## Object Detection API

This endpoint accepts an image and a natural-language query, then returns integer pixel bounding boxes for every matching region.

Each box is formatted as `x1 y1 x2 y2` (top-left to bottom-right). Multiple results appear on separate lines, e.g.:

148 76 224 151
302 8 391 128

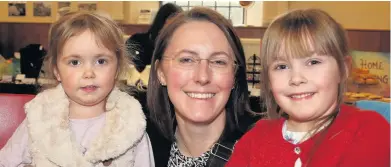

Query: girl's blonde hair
261 8 351 165
42 11 131 90
261 8 350 119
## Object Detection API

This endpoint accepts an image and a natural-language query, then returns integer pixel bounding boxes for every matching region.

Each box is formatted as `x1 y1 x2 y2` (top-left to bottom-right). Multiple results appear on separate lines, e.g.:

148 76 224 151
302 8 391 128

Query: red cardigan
226 104 390 167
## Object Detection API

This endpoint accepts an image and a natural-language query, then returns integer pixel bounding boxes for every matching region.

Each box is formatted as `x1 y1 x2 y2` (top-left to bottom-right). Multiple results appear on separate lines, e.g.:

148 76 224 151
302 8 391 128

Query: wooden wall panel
0 23 51 58
347 30 390 53
0 23 10 57
0 23 389 59
235 27 266 39
380 31 390 53
121 24 149 35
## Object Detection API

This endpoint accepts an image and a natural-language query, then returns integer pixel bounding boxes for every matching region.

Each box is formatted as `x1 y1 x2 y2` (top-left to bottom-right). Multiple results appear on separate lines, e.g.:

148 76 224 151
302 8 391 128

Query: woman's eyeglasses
162 55 237 74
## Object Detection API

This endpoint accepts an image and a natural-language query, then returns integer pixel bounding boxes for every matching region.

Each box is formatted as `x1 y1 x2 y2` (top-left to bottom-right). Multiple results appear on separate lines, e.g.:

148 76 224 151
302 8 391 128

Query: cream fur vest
24 84 146 166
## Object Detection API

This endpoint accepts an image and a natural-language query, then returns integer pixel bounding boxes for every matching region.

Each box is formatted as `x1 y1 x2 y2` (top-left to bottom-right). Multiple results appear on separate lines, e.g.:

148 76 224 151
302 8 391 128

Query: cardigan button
294 147 301 155
103 159 113 166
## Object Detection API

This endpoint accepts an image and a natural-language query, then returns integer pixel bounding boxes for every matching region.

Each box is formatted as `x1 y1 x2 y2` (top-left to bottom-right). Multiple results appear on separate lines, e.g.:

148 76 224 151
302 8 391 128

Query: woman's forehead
165 21 235 58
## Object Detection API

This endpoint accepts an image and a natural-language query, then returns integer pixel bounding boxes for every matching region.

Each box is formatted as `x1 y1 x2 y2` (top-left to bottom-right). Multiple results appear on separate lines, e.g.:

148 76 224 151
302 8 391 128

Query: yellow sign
349 51 390 97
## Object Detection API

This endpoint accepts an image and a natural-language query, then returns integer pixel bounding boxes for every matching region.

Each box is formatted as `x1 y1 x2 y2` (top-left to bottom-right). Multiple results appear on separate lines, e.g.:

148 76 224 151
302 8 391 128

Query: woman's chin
182 111 224 125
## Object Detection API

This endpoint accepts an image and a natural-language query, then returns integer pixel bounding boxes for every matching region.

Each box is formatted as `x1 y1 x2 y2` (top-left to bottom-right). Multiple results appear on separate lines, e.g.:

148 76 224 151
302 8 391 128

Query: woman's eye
213 60 228 65
178 57 195 64
69 60 80 66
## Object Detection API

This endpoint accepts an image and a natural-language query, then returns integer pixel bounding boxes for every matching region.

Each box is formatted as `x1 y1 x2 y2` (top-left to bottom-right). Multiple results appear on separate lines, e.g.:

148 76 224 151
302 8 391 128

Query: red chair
0 93 35 149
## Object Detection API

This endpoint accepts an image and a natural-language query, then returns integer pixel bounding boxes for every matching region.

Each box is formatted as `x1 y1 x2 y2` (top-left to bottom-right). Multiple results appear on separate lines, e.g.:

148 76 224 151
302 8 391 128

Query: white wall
246 1 262 26
123 1 159 24
124 1 263 26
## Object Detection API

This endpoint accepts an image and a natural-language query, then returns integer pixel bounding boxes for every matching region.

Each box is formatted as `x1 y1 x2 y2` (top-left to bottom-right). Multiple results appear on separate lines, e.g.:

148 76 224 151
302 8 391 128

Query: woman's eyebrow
211 51 230 57
173 49 198 57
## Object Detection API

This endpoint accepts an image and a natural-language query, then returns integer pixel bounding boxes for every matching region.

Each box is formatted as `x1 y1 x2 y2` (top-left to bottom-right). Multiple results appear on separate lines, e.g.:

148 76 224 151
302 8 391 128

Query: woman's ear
155 60 167 86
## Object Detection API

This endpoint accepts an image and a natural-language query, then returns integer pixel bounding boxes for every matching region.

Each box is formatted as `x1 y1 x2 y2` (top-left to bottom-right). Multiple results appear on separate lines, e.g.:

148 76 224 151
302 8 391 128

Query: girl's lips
81 85 98 93
289 92 315 100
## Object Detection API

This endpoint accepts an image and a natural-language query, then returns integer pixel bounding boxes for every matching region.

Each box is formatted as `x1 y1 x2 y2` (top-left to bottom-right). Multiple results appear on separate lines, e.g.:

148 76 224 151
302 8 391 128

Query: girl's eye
97 59 107 65
275 64 288 70
308 60 321 65
69 60 80 66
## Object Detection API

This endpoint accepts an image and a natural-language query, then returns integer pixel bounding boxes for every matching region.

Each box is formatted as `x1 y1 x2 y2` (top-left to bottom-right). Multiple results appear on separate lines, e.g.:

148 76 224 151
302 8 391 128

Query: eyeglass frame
161 55 239 74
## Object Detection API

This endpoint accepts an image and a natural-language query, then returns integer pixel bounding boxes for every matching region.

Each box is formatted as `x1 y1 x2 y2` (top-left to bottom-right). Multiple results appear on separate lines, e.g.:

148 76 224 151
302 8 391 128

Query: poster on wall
33 2 51 17
57 2 71 19
348 50 390 98
137 9 153 24
8 2 26 16
78 3 97 12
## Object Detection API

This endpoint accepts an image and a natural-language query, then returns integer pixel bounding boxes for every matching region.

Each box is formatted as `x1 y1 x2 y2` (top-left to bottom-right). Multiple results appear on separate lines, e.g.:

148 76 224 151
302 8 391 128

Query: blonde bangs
56 13 123 57
261 9 350 119
264 25 332 69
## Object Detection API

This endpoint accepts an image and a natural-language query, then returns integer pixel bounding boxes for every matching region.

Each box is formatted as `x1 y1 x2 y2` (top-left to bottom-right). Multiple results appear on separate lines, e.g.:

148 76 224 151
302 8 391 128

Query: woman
146 7 258 167
126 3 182 73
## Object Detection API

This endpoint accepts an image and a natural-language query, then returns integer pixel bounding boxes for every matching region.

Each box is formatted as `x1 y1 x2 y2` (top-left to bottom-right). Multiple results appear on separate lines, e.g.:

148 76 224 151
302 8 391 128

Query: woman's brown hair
147 7 252 141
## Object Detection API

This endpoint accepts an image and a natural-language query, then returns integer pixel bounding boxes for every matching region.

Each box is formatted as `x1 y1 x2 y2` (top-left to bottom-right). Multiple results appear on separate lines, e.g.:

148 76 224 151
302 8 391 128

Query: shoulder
149 136 171 167
132 133 155 166
340 104 389 125
229 118 283 161
337 104 389 133
333 104 390 166
254 118 283 131
113 89 143 110
107 88 146 129
143 114 172 166
238 118 283 143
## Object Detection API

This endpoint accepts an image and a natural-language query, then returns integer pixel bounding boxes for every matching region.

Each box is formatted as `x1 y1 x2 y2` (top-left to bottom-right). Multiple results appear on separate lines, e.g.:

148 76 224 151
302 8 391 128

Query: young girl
227 9 390 167
0 11 154 166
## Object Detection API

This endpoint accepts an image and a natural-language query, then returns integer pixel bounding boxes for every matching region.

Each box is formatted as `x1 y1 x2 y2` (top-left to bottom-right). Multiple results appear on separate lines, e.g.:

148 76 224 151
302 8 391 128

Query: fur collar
24 84 146 166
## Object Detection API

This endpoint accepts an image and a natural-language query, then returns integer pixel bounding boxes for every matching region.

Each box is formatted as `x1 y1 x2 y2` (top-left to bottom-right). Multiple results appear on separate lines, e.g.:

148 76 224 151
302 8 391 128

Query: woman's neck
68 99 106 119
175 111 226 157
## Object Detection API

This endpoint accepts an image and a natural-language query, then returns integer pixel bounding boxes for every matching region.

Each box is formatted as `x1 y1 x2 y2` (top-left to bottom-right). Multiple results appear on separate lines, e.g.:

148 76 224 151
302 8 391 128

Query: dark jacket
132 91 260 167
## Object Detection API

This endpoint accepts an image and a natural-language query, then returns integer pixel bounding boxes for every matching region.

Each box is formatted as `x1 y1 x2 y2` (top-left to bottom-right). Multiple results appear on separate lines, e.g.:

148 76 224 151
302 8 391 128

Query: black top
126 33 154 73
132 91 261 167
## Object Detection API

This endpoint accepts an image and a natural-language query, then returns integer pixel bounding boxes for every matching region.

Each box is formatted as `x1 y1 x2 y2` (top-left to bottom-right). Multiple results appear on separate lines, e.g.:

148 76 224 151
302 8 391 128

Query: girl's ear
53 67 61 82
343 55 352 79
155 60 167 86
115 65 120 80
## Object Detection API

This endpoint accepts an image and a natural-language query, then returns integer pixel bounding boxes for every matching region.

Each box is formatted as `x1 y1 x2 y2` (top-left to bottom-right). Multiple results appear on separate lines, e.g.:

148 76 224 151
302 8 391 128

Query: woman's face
157 21 236 124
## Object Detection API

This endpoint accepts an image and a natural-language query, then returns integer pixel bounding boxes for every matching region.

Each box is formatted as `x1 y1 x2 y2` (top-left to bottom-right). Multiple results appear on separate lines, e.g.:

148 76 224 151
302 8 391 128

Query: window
162 1 244 26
